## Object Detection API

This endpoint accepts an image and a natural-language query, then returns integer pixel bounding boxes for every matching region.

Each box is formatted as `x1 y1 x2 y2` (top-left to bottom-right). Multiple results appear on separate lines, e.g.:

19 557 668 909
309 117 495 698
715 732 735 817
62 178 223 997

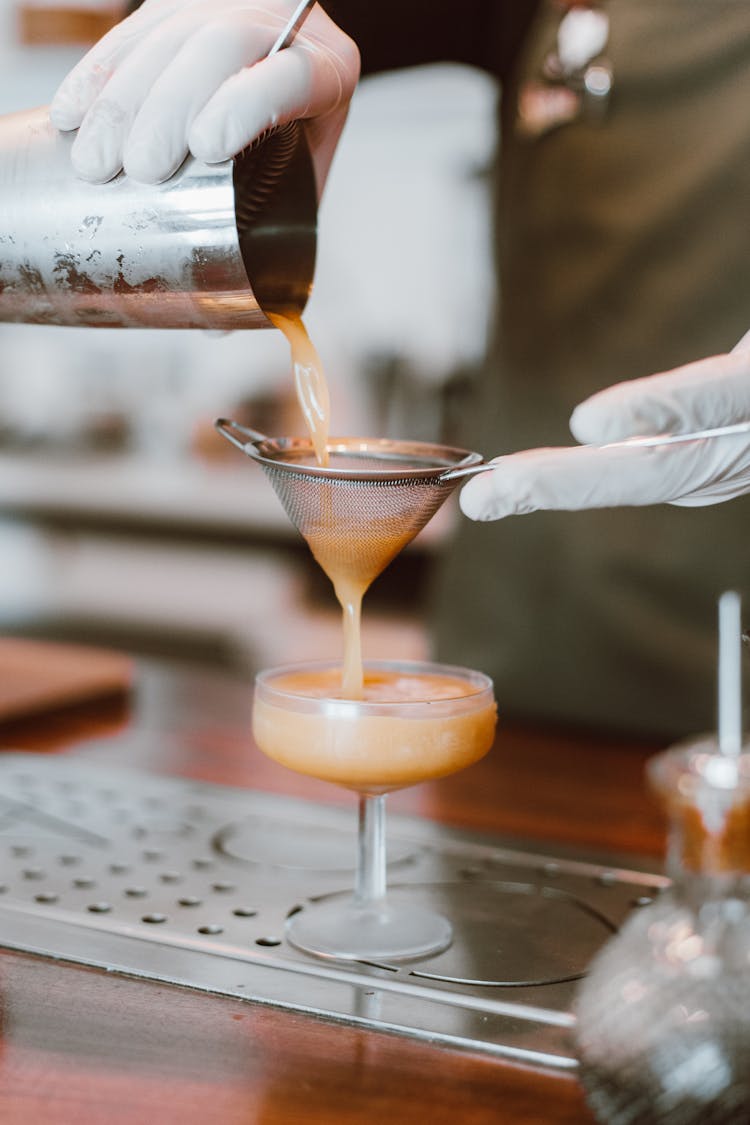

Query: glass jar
575 740 750 1124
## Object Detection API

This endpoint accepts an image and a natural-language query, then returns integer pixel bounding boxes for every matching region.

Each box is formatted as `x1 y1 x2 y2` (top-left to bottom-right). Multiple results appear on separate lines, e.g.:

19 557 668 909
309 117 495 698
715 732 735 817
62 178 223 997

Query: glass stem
355 794 386 907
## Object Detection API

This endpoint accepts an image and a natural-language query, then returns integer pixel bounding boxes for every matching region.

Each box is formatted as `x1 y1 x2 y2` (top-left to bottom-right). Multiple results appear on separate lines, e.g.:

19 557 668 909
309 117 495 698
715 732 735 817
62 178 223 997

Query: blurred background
0 0 498 675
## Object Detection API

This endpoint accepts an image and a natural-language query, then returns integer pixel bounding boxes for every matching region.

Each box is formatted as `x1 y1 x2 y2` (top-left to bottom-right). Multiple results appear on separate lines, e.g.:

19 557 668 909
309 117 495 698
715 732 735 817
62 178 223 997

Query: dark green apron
433 0 750 738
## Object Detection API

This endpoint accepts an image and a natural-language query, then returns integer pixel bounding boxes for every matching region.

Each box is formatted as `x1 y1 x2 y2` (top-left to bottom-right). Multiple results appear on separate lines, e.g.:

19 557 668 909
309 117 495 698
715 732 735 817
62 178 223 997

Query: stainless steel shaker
0 106 317 329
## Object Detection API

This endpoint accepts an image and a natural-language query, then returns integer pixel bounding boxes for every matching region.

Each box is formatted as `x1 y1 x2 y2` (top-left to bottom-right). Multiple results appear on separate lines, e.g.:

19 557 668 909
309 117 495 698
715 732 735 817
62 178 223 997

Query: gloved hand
49 0 360 192
460 333 750 521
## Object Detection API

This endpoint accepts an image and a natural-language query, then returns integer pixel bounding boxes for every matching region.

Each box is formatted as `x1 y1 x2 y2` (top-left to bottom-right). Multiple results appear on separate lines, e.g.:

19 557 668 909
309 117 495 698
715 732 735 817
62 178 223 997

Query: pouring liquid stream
268 311 366 700
267 312 330 468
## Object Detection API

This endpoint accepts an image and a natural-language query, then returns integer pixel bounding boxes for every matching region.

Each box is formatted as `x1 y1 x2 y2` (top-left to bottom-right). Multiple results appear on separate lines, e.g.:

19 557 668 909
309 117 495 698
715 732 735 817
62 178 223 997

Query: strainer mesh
256 441 472 590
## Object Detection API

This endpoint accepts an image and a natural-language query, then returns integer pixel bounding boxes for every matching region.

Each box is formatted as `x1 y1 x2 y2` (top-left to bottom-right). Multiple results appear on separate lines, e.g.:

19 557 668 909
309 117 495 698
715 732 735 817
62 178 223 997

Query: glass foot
286 896 453 962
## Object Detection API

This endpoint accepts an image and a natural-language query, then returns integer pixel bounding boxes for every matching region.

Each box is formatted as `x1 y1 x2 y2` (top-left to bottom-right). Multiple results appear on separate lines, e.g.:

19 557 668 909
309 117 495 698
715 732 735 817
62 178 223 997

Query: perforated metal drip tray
0 754 666 1069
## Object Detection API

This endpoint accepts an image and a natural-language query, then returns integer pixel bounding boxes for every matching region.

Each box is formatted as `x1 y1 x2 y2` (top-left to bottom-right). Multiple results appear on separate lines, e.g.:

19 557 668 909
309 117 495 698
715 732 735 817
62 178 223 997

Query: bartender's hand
49 0 360 192
460 333 750 520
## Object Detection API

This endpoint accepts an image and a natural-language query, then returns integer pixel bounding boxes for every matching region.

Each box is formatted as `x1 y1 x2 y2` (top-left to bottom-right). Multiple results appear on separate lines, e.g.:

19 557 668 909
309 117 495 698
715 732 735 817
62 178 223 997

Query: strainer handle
441 420 750 481
214 418 269 453
439 461 493 482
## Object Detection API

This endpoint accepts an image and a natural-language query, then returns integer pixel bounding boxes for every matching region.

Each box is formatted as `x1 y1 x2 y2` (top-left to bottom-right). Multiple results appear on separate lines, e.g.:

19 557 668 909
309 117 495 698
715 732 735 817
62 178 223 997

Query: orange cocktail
252 659 496 961
254 662 496 793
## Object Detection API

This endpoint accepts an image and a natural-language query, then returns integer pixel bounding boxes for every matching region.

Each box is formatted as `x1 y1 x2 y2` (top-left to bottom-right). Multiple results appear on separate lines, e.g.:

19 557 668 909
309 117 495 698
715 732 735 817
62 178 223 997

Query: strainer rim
243 434 484 482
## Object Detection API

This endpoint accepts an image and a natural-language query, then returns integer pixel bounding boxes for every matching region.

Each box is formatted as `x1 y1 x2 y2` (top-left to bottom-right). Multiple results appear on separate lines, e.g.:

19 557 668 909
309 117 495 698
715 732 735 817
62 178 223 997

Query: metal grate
0 753 666 1068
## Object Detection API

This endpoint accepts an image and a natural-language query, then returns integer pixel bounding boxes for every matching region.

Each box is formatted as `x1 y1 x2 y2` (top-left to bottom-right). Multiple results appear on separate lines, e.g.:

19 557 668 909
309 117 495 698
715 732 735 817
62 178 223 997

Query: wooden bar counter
0 654 669 1124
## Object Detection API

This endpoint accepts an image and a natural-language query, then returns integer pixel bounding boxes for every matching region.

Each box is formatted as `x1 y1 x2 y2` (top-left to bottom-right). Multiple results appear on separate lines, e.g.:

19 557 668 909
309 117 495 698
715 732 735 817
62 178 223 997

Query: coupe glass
252 659 497 961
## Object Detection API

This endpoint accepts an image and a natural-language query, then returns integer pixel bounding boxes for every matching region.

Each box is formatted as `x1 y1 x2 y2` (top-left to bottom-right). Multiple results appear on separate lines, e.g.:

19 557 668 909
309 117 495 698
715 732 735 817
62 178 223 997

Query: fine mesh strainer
215 419 484 587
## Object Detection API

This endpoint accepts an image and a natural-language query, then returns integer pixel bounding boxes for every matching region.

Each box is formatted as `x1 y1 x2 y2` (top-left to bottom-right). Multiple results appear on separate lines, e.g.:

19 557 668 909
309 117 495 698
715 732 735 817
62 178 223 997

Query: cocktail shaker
0 106 317 329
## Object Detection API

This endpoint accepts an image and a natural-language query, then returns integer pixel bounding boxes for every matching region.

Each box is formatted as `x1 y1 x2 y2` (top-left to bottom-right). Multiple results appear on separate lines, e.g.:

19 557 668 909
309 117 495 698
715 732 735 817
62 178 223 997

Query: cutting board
0 637 133 722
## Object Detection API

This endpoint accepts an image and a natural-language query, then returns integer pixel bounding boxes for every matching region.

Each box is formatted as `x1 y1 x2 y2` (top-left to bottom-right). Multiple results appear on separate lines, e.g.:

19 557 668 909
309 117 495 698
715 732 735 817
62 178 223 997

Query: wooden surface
0 655 670 1124
0 637 132 722
16 5 120 46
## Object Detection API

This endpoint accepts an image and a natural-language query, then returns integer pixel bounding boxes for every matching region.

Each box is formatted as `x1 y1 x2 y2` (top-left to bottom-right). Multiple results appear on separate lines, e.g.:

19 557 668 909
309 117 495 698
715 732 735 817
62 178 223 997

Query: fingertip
188 133 230 166
122 158 172 184
70 134 122 183
50 76 86 131
568 401 596 443
70 161 122 184
50 62 114 133
459 474 513 522
188 61 295 164
49 99 83 132
68 97 131 183
123 137 187 184
188 111 240 165
569 397 627 444
458 483 482 520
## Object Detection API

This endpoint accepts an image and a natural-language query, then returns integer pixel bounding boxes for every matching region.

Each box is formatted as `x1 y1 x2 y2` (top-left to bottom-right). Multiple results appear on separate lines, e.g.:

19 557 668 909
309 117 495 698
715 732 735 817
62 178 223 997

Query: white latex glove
556 7 609 74
49 0 360 192
460 333 750 521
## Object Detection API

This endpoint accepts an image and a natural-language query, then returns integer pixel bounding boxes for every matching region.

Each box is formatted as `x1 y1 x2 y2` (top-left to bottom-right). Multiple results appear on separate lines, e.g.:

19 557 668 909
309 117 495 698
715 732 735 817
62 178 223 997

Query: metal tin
0 106 317 329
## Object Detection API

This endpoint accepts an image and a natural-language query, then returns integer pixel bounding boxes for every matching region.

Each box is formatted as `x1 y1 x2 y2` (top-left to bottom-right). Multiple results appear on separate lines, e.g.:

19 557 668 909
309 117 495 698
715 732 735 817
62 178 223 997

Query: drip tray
0 754 666 1068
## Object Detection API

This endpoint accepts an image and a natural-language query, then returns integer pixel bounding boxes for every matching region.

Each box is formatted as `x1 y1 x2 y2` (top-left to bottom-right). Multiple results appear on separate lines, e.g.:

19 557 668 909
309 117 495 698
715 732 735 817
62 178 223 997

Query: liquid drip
307 523 418 700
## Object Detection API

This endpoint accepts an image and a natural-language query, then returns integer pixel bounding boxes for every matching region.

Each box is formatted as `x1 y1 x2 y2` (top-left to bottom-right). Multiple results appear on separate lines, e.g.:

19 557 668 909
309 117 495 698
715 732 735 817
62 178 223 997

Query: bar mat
0 756 666 1067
